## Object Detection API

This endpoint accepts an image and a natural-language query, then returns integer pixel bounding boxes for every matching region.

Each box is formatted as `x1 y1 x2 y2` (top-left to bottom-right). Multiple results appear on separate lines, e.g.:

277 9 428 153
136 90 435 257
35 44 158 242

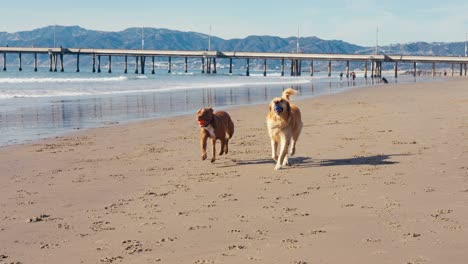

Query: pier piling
246 58 250 76
328 61 331 77
124 56 127 74
201 57 205 74
413 62 417 77
168 57 171 73
364 62 368 78
184 57 188 73
281 59 284 76
263 59 267 76
310 61 314 76
134 56 138 74
92 54 96 73
53 54 58 72
141 56 145 74
346 60 349 78
229 58 232 74
49 53 53 72
213 58 217 74
297 60 301 76
34 53 38 72
152 57 155 74
432 62 435 77
60 53 64 72
18 53 22 71
2 52 5 71
76 53 80 72
97 55 101 73
108 55 112 73
460 64 463 76
394 62 398 78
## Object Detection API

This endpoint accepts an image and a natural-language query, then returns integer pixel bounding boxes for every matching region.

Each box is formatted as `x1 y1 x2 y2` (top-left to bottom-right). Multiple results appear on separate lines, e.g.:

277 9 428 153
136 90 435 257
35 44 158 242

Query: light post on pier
465 32 467 57
141 27 144 50
375 27 379 55
208 25 211 51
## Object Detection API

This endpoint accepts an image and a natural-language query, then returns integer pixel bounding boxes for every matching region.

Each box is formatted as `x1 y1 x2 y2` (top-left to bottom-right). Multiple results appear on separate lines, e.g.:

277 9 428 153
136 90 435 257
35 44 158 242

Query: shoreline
1 78 468 263
0 75 446 148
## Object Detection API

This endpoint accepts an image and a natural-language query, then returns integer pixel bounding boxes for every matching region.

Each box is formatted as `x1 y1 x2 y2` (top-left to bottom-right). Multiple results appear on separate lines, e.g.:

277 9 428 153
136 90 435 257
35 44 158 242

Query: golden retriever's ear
286 101 291 114
269 104 272 112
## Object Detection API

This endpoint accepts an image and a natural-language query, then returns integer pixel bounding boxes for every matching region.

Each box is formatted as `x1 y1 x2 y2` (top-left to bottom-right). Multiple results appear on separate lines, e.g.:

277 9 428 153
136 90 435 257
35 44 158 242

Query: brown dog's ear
208 108 214 114
286 101 291 114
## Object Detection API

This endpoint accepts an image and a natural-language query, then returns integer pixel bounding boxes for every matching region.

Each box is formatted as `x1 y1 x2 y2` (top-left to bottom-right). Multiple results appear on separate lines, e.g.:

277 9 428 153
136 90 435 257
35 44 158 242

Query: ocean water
0 66 440 147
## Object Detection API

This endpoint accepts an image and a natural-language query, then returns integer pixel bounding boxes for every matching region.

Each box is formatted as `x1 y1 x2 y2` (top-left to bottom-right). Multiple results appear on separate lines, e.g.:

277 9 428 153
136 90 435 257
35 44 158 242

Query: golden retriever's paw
202 154 207 160
274 164 282 170
289 149 295 156
283 159 290 166
211 157 216 163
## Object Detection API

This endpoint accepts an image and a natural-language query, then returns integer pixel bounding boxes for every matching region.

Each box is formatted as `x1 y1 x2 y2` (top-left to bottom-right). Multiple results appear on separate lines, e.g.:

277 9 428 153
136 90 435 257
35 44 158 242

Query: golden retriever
266 88 303 170
196 108 234 163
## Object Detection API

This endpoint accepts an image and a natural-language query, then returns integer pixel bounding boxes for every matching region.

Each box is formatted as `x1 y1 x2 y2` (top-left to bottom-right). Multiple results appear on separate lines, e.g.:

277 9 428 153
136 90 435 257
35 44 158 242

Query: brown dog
196 108 234 163
266 88 303 170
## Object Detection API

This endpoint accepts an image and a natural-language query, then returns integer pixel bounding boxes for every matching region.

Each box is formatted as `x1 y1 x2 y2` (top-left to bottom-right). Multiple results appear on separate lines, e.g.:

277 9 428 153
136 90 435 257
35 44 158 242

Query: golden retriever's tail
282 88 298 101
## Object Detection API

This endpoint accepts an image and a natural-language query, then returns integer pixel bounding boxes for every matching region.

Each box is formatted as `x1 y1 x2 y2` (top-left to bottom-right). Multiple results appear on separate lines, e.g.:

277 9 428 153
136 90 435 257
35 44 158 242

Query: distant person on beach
444 70 447 76
339 72 343 79
382 77 388 84
351 71 356 80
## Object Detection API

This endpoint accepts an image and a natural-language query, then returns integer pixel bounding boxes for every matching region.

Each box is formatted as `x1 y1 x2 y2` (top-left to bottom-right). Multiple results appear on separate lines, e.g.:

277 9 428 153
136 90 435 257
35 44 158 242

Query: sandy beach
1 78 468 264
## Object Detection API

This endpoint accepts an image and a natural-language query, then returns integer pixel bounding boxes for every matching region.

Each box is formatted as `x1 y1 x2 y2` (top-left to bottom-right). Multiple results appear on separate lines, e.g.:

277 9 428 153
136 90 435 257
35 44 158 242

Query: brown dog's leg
211 138 217 163
201 132 208 160
224 139 229 154
219 139 226 156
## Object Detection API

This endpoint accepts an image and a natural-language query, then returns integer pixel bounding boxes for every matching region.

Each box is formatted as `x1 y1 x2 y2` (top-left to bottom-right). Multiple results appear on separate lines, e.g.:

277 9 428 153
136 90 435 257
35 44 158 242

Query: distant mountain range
0 25 466 70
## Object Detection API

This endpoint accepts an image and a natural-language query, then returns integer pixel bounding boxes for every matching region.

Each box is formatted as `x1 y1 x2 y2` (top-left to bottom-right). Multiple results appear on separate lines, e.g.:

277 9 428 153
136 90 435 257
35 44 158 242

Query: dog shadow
302 154 405 168
226 154 406 168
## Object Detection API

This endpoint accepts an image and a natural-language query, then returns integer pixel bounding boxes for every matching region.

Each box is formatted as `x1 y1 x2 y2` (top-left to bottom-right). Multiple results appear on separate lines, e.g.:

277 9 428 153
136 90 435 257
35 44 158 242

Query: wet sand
1 78 468 264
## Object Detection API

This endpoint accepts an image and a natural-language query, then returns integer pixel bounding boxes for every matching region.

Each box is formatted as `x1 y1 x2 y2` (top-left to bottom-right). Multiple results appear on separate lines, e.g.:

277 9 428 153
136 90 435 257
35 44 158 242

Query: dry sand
1 78 468 264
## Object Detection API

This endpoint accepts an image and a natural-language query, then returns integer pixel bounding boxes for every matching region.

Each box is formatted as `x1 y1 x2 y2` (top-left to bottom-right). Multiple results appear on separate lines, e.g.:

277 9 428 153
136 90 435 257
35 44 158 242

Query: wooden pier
1 46 468 77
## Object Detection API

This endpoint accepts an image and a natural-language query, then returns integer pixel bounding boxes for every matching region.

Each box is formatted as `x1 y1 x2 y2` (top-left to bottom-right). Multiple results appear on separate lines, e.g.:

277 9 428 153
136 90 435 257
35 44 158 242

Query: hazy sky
2 0 467 46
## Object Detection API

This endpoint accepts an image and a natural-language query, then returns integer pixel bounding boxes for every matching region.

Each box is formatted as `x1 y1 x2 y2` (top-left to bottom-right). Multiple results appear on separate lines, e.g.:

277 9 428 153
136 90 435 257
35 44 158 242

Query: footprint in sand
26 214 50 223
228 245 246 250
100 256 124 263
90 221 116 232
188 225 211 231
282 238 300 249
194 260 214 264
121 240 151 254
40 242 59 249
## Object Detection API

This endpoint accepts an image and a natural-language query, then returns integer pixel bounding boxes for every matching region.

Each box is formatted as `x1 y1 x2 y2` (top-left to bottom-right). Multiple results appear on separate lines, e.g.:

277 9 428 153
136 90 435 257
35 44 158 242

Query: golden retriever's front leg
271 139 278 161
211 138 217 163
289 139 296 157
275 137 291 170
201 132 208 160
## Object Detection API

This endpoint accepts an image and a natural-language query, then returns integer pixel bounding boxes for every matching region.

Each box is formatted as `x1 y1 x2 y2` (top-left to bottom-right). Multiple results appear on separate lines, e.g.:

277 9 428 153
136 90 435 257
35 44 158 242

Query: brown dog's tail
282 88 298 101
